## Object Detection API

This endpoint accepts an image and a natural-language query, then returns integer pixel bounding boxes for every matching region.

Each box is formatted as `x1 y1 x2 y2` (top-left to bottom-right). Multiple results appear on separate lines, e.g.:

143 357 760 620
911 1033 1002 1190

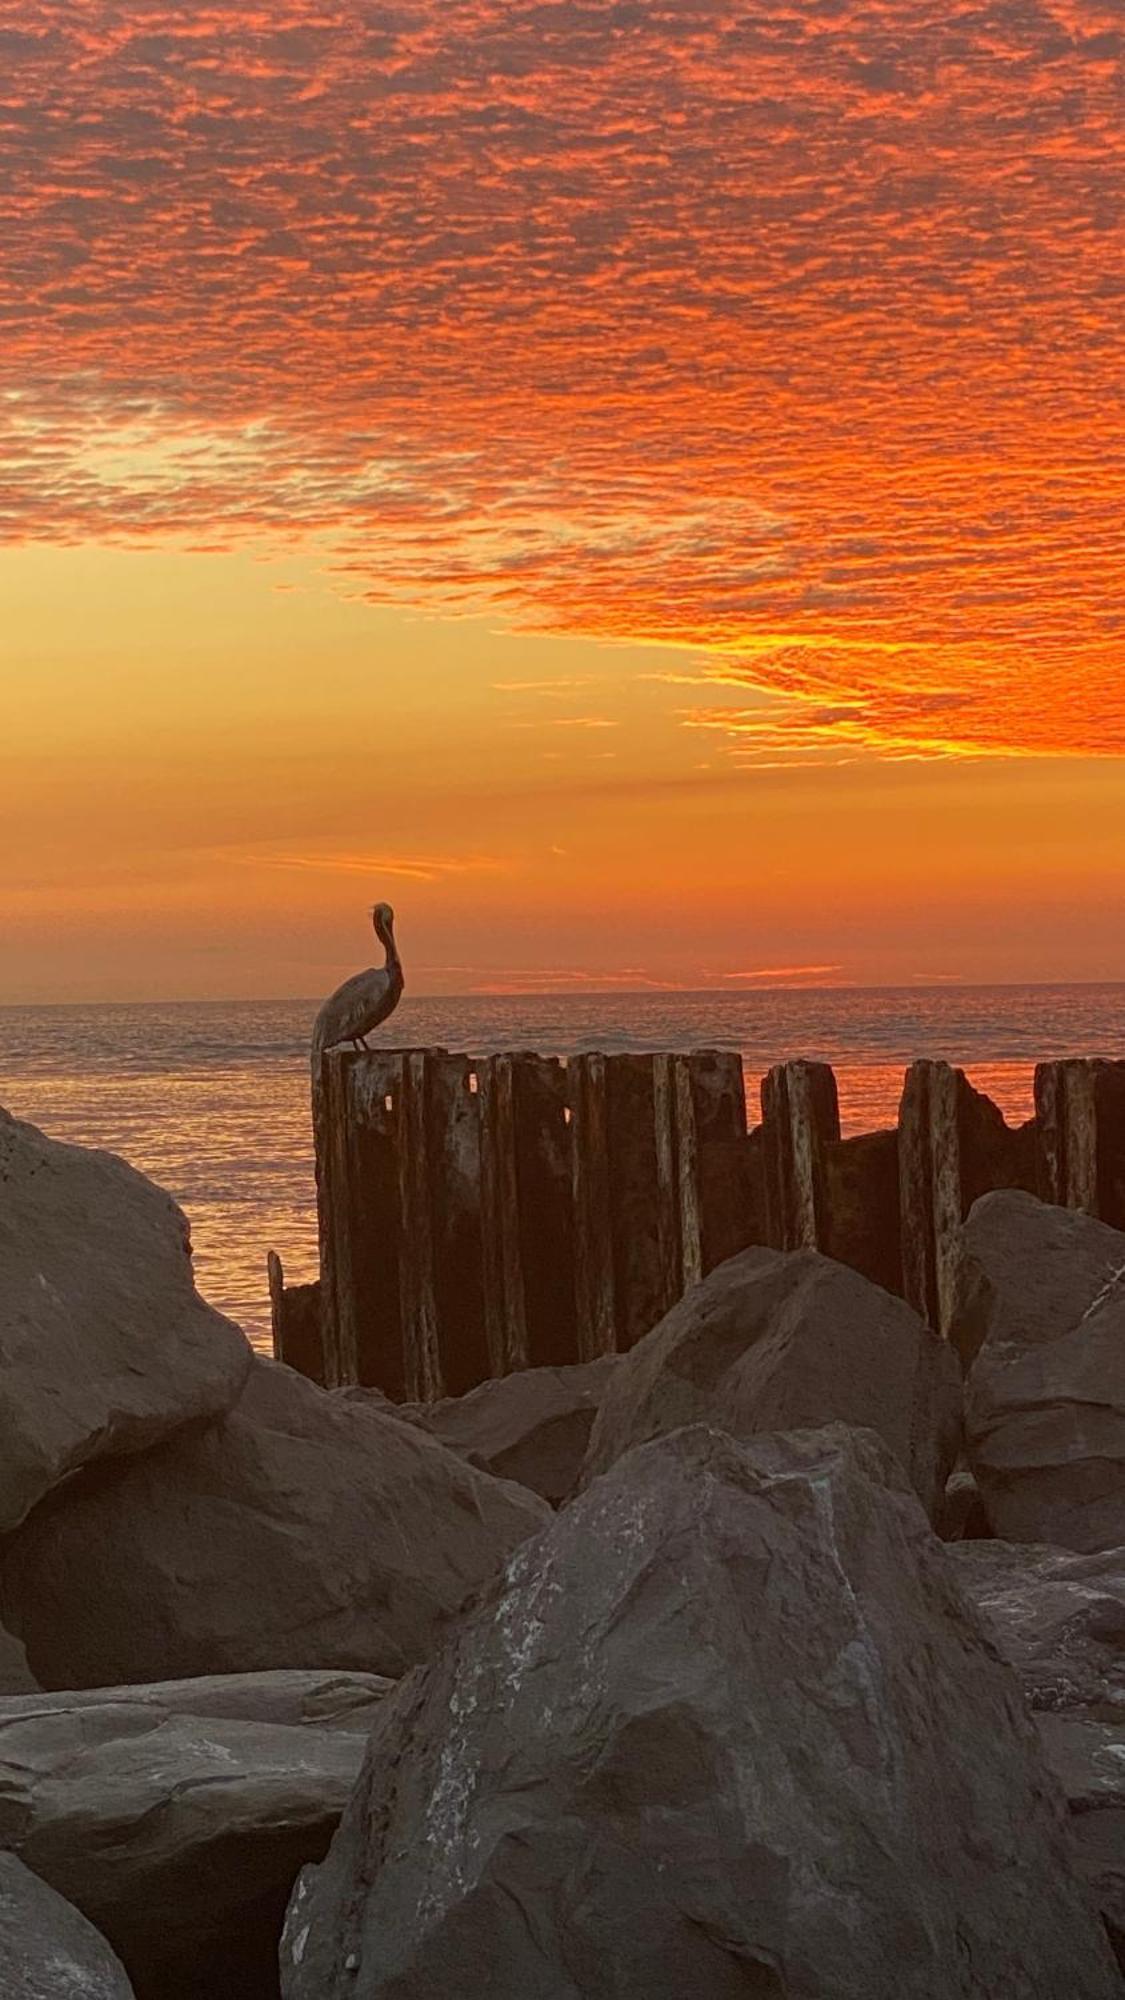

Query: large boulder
0 1853 135 2000
956 1191 1125 1550
0 1669 390 2000
0 1357 549 1689
281 1424 1118 1999
397 1357 618 1505
0 1107 252 1532
579 1245 962 1518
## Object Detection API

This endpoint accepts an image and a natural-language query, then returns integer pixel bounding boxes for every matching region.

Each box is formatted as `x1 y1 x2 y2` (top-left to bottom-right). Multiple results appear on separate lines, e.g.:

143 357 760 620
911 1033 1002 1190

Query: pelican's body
312 903 403 1060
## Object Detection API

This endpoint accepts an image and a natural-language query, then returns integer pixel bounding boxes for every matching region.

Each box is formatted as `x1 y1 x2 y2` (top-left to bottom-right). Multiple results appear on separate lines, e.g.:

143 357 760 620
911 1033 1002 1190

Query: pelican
312 903 404 1061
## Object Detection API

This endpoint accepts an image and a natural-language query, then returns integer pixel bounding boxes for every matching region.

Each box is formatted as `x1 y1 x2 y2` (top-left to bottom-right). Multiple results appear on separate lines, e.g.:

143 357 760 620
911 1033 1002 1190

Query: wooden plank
898 1059 964 1339
397 1051 443 1403
761 1060 840 1251
267 1250 325 1384
897 1060 935 1330
569 1053 616 1359
478 1055 530 1377
653 1054 684 1306
605 1054 676 1349
929 1059 963 1341
673 1056 704 1290
319 1048 360 1387
343 1051 406 1397
1035 1060 1098 1213
512 1055 575 1368
428 1054 487 1398
267 1248 285 1358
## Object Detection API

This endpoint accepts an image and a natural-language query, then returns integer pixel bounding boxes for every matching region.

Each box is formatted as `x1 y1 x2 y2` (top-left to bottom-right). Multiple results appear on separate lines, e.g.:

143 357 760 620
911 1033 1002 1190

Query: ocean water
1 985 1122 1350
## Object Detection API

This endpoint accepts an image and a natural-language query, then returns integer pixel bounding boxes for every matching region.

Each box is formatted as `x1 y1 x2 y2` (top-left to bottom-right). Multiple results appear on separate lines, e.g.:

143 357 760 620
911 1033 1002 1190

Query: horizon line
4 977 1125 1012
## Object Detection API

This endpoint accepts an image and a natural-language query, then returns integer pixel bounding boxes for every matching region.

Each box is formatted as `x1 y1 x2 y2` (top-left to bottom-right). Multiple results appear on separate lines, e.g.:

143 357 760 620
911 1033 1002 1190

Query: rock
935 1465 991 1543
0 1615 37 1693
948 1540 1125 1965
399 1357 618 1504
956 1190 1125 1550
0 1852 135 2000
949 1539 1125 1718
0 1670 390 2000
579 1245 962 1519
0 1357 550 1690
281 1424 1118 1999
0 1107 252 1533
1034 1715 1125 1973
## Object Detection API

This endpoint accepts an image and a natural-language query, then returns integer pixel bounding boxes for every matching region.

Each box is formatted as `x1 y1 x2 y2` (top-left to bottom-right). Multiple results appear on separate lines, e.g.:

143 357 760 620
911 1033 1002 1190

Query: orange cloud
2 2 1124 762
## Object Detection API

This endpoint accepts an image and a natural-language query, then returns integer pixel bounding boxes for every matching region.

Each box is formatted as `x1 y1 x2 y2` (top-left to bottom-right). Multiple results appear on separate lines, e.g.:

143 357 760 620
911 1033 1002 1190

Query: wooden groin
270 1050 1125 1396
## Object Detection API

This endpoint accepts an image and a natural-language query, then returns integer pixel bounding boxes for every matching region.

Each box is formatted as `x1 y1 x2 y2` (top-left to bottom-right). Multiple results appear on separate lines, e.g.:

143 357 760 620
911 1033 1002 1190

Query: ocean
2 985 1122 1350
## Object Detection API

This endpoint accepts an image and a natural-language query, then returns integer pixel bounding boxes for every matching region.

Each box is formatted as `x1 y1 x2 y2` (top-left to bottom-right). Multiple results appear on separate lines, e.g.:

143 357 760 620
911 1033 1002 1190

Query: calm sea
1 986 1122 1350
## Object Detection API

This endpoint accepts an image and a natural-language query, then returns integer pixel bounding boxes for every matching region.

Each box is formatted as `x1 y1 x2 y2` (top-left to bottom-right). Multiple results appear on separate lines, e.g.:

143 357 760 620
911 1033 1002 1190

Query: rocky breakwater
3 1101 1125 1995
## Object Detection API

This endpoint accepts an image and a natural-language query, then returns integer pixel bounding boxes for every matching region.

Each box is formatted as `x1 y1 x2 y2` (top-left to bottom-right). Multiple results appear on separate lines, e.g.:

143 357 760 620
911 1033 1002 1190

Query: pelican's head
371 901 395 942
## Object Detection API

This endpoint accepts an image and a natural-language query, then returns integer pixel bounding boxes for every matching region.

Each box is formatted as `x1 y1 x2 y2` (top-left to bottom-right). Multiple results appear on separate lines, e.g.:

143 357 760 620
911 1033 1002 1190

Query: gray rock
0 1357 549 1690
0 1852 135 2000
0 1107 252 1533
1036 1715 1125 1973
281 1423 1118 2000
0 1616 37 1693
957 1191 1125 1550
948 1540 1125 1966
398 1357 618 1504
949 1539 1125 1718
0 1670 390 2000
580 1245 963 1519
949 1536 1125 1967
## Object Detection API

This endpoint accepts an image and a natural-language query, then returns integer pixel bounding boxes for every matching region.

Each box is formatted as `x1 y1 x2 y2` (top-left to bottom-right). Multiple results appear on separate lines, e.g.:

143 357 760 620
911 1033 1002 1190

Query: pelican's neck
374 914 399 971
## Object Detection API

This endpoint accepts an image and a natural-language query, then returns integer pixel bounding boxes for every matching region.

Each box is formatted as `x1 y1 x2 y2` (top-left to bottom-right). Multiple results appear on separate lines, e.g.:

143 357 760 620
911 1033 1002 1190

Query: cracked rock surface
281 1422 1118 2000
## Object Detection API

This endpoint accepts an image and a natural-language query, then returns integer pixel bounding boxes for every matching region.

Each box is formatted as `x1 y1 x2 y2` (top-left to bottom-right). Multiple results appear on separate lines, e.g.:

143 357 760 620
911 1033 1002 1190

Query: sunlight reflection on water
1 988 1121 1348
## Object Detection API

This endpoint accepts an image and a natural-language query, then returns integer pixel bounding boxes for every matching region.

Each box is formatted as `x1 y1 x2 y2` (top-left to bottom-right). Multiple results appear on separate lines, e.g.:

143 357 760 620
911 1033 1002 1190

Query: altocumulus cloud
2 1 1125 759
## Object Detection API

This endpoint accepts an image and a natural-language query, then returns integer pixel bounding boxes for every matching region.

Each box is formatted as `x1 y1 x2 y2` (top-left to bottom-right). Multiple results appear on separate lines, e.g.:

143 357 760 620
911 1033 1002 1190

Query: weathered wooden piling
311 1045 747 1395
1035 1058 1125 1228
760 1060 840 1252
267 1249 324 1384
898 1060 1037 1337
289 1042 1124 1398
570 1049 747 1357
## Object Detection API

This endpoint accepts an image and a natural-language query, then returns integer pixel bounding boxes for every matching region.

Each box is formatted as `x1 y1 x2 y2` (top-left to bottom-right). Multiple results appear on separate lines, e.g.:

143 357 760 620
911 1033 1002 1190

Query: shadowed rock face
0 1106 252 1534
0 1670 391 2000
950 1539 1125 1971
281 1424 1118 2000
0 1357 549 1690
579 1245 963 1519
0 1852 135 2000
956 1191 1125 1551
949 1540 1125 1720
394 1356 619 1505
0 1616 37 1693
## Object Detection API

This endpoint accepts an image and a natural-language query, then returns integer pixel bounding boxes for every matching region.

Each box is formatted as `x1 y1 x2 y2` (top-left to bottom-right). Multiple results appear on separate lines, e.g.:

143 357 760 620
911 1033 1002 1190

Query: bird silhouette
311 903 404 1062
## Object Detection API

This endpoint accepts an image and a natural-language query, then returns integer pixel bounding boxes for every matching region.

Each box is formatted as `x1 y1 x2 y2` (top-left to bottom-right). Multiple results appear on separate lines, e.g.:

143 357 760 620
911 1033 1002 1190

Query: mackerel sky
3 3 1124 995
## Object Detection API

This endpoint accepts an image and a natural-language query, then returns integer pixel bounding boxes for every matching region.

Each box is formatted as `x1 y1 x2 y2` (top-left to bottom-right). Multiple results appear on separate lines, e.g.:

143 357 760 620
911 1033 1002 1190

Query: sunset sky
3 0 1124 1001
